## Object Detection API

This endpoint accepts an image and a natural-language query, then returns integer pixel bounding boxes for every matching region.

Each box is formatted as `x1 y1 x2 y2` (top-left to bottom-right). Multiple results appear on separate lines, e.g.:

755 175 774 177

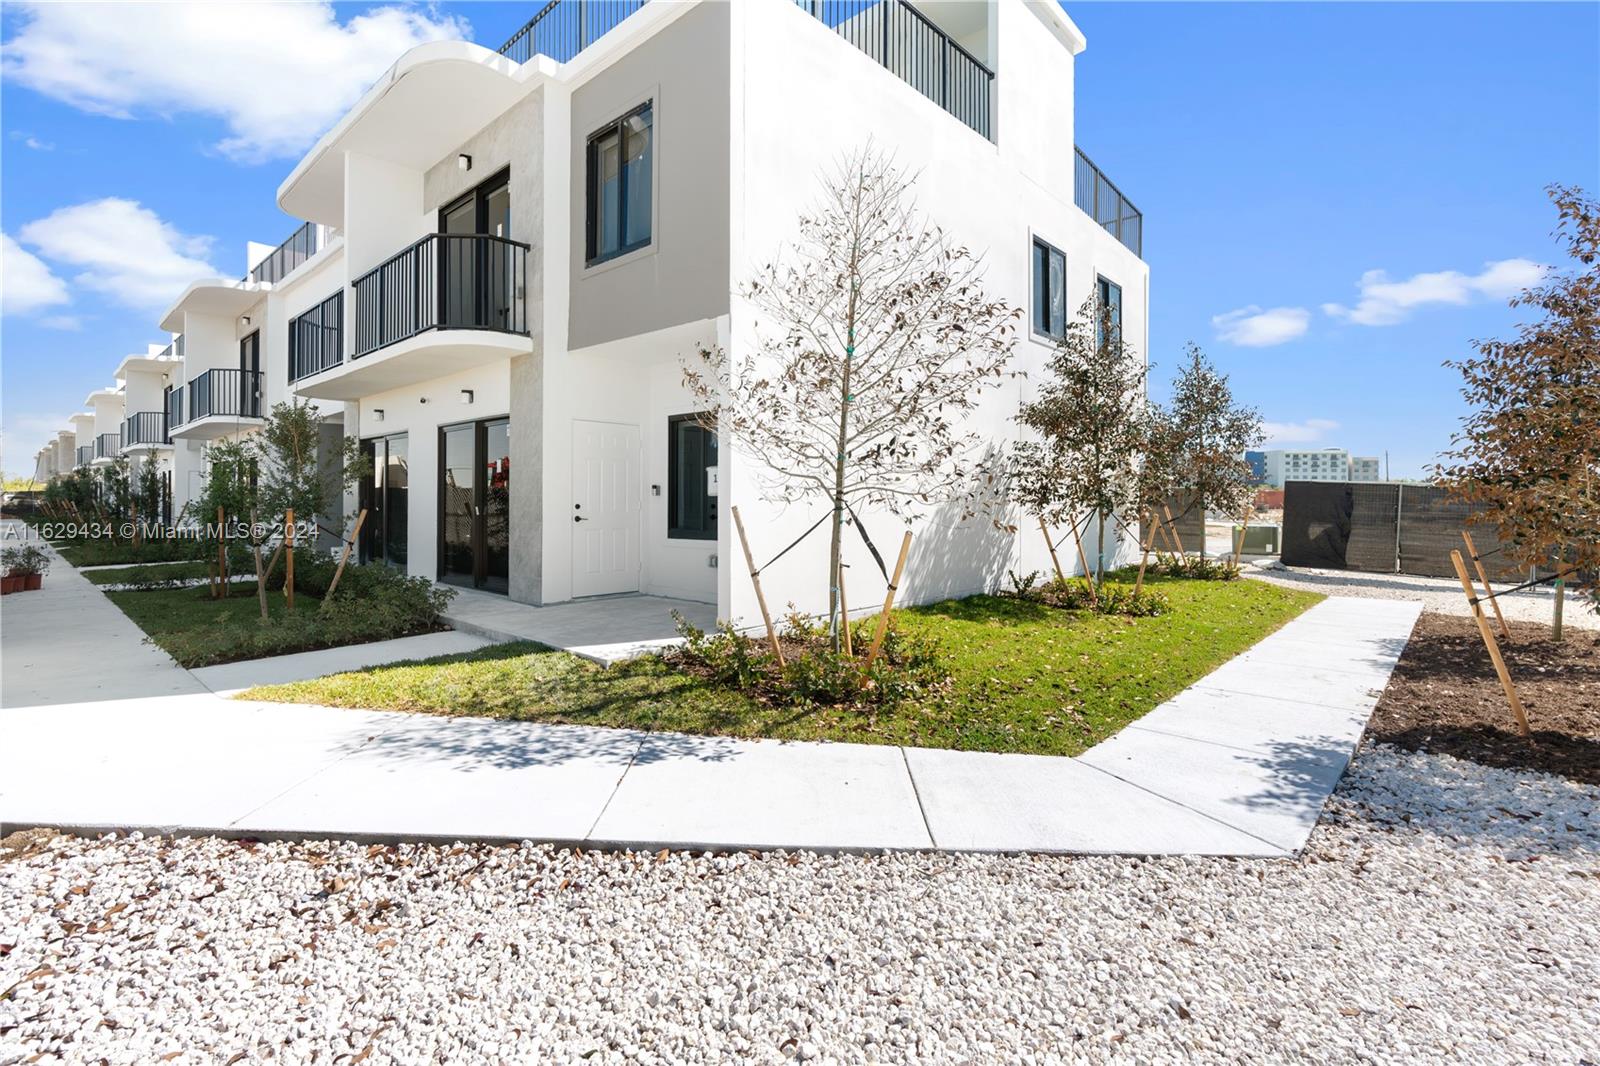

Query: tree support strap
752 511 831 577
1461 563 1586 606
843 500 891 584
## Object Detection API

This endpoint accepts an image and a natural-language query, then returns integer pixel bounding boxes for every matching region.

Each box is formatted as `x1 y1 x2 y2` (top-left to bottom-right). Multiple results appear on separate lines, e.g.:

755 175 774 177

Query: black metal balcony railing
187 368 263 422
76 445 93 468
1075 147 1142 257
249 222 323 285
122 412 168 448
352 233 530 358
498 0 647 64
289 290 345 382
166 388 184 433
94 433 121 461
799 0 993 141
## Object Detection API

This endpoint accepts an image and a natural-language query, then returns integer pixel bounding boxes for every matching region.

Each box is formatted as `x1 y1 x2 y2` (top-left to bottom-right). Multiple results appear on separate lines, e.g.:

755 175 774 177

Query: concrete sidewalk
0 585 1421 856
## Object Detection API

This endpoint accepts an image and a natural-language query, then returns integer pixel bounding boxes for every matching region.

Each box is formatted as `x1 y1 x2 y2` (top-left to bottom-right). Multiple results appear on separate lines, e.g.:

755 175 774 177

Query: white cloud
1322 258 1548 326
1 232 69 315
38 314 83 331
1261 418 1340 448
1211 305 1311 347
18 198 219 311
1 1 469 163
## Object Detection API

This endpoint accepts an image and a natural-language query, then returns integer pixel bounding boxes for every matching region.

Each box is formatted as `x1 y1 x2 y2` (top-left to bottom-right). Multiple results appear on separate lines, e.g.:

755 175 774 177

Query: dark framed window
439 167 511 237
1032 237 1066 340
668 413 717 540
1096 275 1123 350
586 101 653 266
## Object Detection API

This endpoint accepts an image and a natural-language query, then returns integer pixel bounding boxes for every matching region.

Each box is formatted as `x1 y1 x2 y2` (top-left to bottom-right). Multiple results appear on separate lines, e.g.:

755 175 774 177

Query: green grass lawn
241 575 1322 757
106 582 329 666
83 560 213 585
56 539 203 567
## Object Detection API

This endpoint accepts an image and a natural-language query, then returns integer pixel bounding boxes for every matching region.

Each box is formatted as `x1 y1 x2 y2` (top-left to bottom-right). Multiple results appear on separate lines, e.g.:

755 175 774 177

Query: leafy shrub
1003 571 1170 616
670 610 948 709
1146 555 1238 581
2 544 51 576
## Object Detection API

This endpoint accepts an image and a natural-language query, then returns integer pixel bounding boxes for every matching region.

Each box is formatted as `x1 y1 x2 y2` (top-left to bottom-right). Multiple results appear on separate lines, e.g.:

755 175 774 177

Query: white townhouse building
85 388 124 470
45 0 1150 626
68 413 96 472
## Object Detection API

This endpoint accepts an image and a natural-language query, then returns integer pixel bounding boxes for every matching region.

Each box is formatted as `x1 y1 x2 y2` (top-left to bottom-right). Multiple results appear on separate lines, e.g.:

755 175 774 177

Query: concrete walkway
1 549 1422 853
443 587 718 665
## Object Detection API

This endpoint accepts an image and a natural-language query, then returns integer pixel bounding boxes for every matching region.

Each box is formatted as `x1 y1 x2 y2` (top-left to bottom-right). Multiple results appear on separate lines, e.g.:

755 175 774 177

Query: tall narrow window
586 102 653 265
1032 238 1066 340
668 414 717 540
1096 275 1123 350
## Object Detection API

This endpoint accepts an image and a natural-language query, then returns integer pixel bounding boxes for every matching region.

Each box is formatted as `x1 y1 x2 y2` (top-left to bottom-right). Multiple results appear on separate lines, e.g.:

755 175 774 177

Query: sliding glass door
360 434 408 568
439 418 510 593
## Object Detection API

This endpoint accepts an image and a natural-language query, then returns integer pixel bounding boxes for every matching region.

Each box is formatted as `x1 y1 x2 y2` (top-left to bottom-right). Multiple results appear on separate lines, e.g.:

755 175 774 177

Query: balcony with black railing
1074 147 1142 257
93 433 122 462
166 388 184 433
122 411 169 449
798 0 993 140
76 445 93 468
249 222 324 285
289 290 345 382
353 233 529 357
181 369 263 434
498 0 647 64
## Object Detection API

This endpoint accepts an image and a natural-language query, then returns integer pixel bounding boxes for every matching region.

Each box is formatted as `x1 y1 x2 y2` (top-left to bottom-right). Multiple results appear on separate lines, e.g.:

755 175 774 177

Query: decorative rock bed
1 745 1595 1064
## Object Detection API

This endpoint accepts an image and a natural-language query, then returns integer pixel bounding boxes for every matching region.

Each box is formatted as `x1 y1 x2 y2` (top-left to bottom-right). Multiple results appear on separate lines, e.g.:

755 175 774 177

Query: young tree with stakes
1439 184 1599 620
682 147 1020 647
1013 294 1147 583
1167 343 1264 556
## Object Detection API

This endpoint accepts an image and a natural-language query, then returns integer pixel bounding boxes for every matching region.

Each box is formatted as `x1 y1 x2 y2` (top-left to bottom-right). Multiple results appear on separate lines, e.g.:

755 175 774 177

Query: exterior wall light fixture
372 409 385 423
458 153 472 172
460 389 474 404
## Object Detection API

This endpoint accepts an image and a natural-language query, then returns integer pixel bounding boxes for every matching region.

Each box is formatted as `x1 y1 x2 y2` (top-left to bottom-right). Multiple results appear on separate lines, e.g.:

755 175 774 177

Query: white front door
571 419 641 597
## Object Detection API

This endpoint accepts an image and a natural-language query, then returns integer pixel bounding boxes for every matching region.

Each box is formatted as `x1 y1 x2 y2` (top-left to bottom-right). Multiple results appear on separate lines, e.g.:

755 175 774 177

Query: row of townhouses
33 0 1148 623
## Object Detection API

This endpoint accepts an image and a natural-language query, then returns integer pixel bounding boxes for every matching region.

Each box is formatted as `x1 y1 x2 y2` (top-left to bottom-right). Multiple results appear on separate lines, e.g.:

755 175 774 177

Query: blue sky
2 1 1596 479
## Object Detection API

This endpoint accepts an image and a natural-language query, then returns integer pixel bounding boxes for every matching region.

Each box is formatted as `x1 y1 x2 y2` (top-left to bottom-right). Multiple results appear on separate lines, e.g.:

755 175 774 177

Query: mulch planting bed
1367 611 1599 784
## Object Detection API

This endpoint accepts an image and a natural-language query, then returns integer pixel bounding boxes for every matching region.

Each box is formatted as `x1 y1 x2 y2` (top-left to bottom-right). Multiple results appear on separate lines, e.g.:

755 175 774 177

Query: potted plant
2 544 50 592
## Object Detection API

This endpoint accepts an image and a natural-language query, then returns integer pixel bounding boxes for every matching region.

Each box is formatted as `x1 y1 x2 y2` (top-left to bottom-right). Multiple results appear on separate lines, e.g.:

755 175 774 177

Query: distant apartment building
1349 456 1382 482
1260 448 1384 486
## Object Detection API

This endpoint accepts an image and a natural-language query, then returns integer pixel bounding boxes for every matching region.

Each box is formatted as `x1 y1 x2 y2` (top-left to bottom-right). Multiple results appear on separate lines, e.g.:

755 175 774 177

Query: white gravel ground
1242 562 1598 630
2 745 1596 1065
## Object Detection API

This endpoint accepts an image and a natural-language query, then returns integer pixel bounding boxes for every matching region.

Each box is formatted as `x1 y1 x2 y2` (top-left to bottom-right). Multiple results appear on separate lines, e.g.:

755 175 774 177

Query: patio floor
441 587 719 665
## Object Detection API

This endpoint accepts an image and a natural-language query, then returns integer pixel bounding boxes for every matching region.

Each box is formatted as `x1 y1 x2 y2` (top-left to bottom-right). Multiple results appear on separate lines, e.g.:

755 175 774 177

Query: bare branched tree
1438 184 1599 611
1013 295 1147 582
683 146 1020 639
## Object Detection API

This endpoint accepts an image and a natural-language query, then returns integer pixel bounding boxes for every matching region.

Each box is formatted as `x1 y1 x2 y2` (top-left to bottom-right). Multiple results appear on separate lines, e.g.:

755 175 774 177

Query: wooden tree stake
285 508 296 610
1162 502 1186 555
1039 517 1066 583
1134 511 1154 596
865 531 913 668
1231 506 1256 575
731 505 785 666
321 509 367 606
1068 513 1098 607
1450 549 1531 737
838 563 853 656
1461 530 1510 641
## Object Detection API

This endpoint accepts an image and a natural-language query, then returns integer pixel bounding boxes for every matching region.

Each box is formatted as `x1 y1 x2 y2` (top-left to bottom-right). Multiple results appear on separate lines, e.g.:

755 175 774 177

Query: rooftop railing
1074 147 1142 257
498 0 647 64
248 222 323 285
798 0 993 141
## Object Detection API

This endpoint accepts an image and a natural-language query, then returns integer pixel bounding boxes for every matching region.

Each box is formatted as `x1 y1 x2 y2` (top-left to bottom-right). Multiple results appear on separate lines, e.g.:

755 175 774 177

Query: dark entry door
360 435 409 568
439 418 510 593
239 331 261 416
